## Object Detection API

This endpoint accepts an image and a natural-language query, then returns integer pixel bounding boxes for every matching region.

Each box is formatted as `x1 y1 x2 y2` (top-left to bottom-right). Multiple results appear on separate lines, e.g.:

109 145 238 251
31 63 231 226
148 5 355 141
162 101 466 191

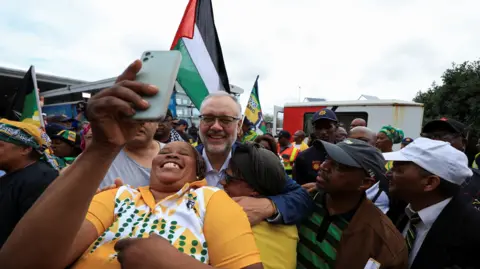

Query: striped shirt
297 191 355 269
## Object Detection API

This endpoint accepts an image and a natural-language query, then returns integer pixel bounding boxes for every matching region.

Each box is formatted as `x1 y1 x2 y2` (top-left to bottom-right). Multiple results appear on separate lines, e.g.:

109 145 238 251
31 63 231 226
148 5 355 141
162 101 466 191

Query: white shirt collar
405 197 452 229
202 148 232 173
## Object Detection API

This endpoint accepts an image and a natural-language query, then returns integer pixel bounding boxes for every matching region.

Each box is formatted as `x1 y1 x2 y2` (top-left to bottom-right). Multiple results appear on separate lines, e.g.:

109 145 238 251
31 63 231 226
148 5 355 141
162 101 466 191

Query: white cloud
1 0 480 114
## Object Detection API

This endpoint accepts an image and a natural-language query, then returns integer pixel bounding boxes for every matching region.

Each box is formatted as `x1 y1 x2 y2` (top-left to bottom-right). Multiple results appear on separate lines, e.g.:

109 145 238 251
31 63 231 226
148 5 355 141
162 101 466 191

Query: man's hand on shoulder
232 196 276 226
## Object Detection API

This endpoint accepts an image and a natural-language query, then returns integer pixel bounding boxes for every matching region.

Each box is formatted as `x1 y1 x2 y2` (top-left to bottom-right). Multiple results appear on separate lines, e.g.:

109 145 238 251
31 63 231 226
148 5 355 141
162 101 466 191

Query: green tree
413 60 480 130
263 113 273 123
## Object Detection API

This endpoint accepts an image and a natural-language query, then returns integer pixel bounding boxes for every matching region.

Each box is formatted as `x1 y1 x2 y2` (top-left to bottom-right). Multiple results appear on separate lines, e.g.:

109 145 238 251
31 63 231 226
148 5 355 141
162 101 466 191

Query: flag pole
31 66 45 128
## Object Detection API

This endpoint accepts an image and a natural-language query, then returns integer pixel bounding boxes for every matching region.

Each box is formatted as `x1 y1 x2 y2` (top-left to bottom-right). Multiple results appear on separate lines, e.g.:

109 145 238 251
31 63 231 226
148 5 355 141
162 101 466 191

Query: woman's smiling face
150 141 199 192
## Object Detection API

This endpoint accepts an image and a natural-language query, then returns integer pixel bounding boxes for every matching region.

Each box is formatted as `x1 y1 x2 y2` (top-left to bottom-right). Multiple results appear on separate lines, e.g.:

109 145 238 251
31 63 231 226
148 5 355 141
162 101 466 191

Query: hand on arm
301 182 317 193
268 176 312 225
96 178 124 194
232 197 276 226
115 234 262 269
115 191 263 269
233 173 312 225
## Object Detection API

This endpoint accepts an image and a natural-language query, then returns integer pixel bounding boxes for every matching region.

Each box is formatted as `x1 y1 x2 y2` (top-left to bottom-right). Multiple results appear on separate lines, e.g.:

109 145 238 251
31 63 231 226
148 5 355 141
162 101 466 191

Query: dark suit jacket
396 195 480 269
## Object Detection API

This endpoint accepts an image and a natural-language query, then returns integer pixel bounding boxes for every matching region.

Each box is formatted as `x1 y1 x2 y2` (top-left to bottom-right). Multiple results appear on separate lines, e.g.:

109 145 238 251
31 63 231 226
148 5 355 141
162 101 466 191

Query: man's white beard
200 128 237 155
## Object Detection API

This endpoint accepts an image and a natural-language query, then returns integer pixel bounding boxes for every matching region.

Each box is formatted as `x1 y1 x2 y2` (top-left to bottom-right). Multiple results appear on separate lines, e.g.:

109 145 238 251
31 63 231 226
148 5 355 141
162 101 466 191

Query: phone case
131 50 182 121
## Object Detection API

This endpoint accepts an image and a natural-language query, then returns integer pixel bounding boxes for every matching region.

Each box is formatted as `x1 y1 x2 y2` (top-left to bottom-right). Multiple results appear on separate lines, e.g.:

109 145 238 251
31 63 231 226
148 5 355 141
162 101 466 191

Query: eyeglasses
224 173 244 184
199 115 240 127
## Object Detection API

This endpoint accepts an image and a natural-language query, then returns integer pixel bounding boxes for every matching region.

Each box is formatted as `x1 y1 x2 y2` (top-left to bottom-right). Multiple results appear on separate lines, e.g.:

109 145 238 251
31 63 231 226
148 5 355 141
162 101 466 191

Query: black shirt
0 161 58 247
460 168 480 211
292 146 326 185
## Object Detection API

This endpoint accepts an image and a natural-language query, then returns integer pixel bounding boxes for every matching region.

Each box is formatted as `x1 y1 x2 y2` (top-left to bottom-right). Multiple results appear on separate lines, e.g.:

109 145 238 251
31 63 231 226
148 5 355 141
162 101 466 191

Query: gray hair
199 91 242 118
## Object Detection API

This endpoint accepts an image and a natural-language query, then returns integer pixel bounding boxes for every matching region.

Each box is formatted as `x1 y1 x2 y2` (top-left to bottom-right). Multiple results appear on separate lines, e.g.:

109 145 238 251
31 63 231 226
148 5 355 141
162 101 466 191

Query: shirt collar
202 148 232 173
405 197 452 229
139 179 207 210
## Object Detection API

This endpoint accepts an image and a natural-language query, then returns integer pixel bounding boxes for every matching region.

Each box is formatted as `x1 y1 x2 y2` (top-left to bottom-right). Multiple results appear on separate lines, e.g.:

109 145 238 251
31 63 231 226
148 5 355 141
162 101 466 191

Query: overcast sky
1 0 480 114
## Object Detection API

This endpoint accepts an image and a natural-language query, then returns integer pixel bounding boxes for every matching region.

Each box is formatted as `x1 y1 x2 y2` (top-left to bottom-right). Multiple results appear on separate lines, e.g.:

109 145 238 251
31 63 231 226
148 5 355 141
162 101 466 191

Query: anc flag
244 75 267 135
6 66 44 127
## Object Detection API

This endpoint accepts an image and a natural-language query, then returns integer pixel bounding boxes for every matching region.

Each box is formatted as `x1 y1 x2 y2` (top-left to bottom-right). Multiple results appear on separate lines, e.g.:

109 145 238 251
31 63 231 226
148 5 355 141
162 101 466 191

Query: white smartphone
131 50 182 121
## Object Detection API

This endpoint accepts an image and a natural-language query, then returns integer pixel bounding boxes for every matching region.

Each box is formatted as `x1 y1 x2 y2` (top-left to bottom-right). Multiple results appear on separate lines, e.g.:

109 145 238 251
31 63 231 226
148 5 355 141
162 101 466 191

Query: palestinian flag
6 66 44 127
171 0 230 109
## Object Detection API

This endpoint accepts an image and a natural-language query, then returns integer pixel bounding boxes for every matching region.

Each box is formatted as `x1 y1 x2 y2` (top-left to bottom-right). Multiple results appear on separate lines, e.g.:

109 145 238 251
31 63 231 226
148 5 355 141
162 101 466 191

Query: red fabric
170 0 197 49
80 123 91 151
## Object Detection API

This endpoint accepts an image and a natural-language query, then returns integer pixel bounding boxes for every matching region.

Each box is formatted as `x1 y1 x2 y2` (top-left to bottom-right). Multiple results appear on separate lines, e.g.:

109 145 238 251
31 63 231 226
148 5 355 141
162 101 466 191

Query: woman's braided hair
191 144 206 179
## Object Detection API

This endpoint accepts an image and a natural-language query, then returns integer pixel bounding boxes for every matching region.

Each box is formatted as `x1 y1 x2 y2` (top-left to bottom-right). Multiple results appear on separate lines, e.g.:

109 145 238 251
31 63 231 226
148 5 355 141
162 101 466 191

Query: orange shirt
73 180 261 269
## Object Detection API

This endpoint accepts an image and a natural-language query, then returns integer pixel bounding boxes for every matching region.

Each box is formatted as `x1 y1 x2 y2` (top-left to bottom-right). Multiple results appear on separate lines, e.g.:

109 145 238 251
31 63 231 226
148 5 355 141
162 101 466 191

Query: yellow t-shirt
252 222 298 269
73 180 261 269
293 142 309 152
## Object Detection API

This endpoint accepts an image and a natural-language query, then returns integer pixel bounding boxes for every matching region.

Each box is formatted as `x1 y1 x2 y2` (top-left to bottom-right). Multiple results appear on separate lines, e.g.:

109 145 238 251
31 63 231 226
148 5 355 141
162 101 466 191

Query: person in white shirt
349 126 389 213
384 137 480 269
196 91 310 225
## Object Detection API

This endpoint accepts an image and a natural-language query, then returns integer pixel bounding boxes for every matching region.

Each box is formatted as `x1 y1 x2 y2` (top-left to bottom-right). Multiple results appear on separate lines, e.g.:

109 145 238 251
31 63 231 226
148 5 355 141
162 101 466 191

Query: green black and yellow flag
6 65 44 127
244 75 267 135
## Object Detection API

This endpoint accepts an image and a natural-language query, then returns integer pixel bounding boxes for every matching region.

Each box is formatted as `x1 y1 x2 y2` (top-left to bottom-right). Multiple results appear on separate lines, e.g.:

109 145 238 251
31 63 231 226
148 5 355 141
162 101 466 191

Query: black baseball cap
313 138 386 182
401 137 414 145
46 123 67 138
51 130 81 147
176 119 188 127
277 130 292 139
311 108 338 124
422 118 466 135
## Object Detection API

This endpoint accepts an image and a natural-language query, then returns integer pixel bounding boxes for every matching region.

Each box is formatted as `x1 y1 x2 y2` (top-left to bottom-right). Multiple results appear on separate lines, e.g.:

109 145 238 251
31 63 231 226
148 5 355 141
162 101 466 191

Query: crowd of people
0 59 479 269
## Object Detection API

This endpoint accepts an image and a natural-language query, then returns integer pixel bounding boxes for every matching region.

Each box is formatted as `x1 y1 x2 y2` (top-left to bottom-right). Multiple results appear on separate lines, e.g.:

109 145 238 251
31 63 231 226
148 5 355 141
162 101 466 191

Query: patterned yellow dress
72 179 260 269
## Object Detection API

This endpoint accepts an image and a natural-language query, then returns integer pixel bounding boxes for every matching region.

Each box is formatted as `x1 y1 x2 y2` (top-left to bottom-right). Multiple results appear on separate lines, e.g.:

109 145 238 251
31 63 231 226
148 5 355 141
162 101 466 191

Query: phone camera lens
143 57 149 62
145 52 151 56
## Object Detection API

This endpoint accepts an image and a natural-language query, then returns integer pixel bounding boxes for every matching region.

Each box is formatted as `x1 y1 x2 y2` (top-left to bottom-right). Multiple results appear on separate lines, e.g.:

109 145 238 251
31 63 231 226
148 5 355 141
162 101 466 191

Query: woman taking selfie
0 61 262 269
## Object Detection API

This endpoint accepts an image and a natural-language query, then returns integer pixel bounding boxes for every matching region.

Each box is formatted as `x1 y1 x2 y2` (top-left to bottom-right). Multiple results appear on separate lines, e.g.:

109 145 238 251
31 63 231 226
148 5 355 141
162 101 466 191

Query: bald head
349 126 376 146
335 127 347 143
293 130 306 144
350 118 367 130
200 91 242 118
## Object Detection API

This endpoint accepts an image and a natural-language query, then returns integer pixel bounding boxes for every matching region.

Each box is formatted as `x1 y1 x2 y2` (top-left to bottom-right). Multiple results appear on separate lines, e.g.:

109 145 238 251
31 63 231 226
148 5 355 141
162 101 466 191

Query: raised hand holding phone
86 60 158 149
131 50 182 121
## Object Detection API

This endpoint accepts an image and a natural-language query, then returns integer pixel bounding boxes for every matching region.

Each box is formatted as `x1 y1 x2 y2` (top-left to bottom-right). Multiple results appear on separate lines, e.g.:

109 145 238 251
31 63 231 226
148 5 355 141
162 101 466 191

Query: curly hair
254 135 278 155
190 144 206 179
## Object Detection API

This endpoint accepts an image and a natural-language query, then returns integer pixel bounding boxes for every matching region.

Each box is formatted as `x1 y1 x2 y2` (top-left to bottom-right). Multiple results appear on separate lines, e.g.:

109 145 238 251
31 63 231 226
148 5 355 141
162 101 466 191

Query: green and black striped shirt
297 191 357 269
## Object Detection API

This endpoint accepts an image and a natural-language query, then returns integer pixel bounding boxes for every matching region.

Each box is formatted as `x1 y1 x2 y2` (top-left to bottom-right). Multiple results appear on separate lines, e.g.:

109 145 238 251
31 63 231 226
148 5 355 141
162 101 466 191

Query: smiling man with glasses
196 91 310 226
